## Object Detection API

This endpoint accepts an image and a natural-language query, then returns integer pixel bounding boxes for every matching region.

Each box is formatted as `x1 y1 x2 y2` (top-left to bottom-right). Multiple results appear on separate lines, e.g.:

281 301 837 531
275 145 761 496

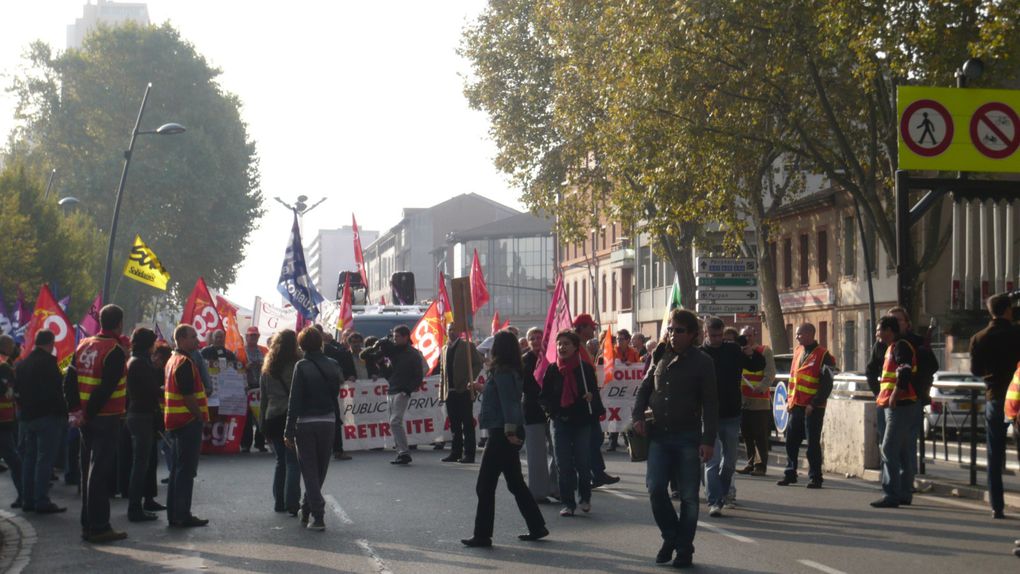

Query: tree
0 162 104 319
6 23 263 322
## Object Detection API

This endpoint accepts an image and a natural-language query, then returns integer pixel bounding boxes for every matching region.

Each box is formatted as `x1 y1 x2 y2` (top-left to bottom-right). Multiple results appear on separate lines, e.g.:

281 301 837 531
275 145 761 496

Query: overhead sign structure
695 303 759 314
695 289 759 301
697 257 757 274
898 85 1020 173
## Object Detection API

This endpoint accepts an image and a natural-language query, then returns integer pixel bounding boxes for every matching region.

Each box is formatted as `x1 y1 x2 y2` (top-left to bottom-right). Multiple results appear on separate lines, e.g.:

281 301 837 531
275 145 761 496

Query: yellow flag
122 235 171 290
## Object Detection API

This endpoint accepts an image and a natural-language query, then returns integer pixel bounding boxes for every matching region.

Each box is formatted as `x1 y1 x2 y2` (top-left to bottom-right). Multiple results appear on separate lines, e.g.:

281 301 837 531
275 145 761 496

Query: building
67 0 149 49
362 193 519 305
558 221 635 332
307 226 379 301
448 211 555 331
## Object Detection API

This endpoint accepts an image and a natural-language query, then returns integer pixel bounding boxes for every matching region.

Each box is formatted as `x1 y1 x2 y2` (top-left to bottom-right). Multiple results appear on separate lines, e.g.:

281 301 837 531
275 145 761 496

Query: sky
0 0 524 309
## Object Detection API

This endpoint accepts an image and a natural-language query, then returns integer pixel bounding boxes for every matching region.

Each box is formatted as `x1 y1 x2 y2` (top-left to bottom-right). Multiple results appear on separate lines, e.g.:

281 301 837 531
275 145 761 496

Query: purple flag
79 293 102 337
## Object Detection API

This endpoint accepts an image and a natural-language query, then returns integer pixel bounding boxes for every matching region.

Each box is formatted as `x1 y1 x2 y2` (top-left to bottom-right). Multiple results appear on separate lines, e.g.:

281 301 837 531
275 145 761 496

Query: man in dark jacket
440 324 482 463
633 309 717 569
362 326 424 465
199 329 238 365
15 329 68 514
969 292 1020 519
320 327 355 461
0 335 23 507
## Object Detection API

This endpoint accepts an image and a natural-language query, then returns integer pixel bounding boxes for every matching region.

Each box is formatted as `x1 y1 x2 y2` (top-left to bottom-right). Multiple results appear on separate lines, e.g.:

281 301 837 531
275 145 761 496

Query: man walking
969 292 1020 519
633 309 717 569
736 326 775 477
164 324 210 527
15 330 67 513
440 324 482 463
871 315 918 508
777 323 835 489
75 305 129 542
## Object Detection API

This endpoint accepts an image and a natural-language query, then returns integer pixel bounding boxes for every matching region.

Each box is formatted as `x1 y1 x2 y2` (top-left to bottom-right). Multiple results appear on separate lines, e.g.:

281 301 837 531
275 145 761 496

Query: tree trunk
662 223 697 308
750 211 790 354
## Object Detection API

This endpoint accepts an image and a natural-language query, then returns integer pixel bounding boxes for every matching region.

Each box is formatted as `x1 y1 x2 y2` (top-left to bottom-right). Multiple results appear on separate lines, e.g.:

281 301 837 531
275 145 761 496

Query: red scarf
556 353 582 408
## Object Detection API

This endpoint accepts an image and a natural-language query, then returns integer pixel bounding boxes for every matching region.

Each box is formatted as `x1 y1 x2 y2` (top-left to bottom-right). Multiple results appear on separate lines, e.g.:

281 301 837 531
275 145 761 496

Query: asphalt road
2 447 1019 573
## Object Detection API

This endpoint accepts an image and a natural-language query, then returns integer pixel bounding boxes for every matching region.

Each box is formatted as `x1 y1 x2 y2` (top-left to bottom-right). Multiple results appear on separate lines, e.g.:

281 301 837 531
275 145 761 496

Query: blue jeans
705 416 740 506
269 435 301 512
22 415 65 508
985 399 1007 513
880 403 916 503
785 405 825 482
647 431 701 558
167 418 204 523
552 419 591 510
0 430 22 500
908 401 924 476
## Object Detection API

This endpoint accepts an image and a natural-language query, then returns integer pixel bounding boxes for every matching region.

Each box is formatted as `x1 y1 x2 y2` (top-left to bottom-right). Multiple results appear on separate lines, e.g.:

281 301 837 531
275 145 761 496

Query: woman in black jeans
125 328 167 521
284 327 342 532
260 330 301 515
461 330 547 548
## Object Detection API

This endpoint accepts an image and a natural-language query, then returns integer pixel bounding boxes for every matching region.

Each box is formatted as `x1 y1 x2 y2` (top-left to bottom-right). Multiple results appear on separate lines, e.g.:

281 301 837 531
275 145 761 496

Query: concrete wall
820 398 880 476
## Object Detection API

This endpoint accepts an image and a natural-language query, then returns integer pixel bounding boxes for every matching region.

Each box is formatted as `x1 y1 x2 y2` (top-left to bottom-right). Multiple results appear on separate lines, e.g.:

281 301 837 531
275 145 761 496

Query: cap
572 313 596 329
246 326 260 336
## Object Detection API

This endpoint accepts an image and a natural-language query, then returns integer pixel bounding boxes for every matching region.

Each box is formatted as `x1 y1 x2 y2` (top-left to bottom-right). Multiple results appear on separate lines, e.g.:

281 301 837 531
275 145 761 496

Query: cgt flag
123 235 171 290
470 248 490 313
278 214 323 320
182 277 223 346
20 284 75 371
411 300 445 375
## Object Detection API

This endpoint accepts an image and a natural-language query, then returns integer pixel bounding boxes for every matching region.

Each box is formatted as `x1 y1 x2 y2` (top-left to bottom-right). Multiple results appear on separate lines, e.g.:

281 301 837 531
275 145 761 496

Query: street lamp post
101 83 185 305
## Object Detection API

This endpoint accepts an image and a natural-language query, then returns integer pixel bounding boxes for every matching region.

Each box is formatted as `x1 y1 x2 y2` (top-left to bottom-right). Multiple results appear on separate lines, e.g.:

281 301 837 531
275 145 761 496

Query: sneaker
776 477 797 486
708 504 723 517
1013 547 1020 558
84 529 128 543
300 510 310 524
655 541 675 564
579 500 591 513
559 507 574 517
457 456 476 464
307 517 325 531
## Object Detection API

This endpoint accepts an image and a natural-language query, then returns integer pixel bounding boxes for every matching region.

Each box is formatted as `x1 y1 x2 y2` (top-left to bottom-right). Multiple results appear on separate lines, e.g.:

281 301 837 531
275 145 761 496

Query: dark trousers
332 408 345 455
647 431 701 558
65 427 80 484
552 419 591 509
22 415 64 508
116 421 132 497
81 416 120 533
125 413 158 512
590 423 607 477
741 410 771 471
473 430 545 539
784 405 824 483
167 418 203 523
447 391 475 459
0 429 22 501
985 399 1007 513
269 435 301 512
241 409 265 451
295 421 334 520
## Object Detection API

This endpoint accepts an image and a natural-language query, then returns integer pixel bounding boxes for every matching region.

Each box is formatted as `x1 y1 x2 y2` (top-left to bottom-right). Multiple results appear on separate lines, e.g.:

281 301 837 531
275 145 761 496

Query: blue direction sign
697 257 757 274
772 381 789 432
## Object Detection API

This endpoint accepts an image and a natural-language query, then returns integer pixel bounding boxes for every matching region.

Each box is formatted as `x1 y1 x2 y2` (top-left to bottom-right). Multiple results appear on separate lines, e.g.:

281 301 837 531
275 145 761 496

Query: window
799 233 809 286
621 268 633 311
783 238 793 288
601 273 607 312
582 281 587 313
638 245 651 290
572 281 577 309
601 226 607 250
818 230 828 283
652 250 661 287
843 216 856 277
843 321 856 371
611 223 617 245
819 321 828 348
611 272 617 312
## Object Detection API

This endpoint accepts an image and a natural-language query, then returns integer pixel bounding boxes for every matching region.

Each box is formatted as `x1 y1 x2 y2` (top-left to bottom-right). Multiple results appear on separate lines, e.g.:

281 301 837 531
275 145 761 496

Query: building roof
771 188 839 218
447 210 553 242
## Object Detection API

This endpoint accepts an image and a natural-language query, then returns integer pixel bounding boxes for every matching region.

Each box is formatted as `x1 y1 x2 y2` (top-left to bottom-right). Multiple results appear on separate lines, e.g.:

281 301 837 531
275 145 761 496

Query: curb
0 509 36 574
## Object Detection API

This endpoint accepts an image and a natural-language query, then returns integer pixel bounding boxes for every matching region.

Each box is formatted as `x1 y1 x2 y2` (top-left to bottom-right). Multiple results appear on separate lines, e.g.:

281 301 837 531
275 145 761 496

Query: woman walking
540 330 603 517
125 328 166 521
260 329 302 515
284 327 342 531
461 330 547 547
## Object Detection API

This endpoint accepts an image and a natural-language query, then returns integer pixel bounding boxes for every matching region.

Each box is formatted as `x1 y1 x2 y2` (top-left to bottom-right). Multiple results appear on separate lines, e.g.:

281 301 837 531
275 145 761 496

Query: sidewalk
0 508 36 574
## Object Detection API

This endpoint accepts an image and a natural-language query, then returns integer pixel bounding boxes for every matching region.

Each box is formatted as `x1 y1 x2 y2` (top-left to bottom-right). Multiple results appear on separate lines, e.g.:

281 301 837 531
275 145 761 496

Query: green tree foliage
0 162 103 318
7 23 263 321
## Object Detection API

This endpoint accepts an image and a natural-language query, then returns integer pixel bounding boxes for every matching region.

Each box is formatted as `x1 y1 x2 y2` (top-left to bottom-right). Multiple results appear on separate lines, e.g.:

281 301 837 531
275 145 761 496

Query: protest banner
202 362 247 454
597 361 646 432
251 296 298 346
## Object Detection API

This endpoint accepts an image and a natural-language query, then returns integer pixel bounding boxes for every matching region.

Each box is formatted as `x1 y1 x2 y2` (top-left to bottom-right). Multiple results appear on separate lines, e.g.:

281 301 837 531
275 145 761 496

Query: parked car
924 371 986 437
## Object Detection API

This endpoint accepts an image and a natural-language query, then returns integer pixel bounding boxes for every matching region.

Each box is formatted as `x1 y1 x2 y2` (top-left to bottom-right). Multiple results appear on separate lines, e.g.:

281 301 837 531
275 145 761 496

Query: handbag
627 427 649 462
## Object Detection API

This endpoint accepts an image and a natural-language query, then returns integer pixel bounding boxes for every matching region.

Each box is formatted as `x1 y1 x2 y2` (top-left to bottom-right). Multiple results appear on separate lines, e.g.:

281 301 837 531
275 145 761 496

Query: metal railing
927 380 986 486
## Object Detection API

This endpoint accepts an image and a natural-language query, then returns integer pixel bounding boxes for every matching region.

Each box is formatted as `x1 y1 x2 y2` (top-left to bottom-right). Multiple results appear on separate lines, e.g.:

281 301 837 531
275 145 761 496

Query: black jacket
701 342 764 419
0 361 16 431
126 351 162 416
284 352 342 439
521 350 546 425
633 343 718 446
362 339 424 395
323 341 357 380
15 348 67 420
539 359 604 425
970 318 1020 403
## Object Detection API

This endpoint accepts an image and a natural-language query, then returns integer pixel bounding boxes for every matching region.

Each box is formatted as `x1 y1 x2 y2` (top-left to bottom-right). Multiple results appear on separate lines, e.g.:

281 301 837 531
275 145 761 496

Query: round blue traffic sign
772 381 789 433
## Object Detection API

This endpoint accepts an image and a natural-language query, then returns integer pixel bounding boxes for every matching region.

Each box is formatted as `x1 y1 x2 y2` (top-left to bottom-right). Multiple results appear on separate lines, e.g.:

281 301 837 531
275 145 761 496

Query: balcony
609 238 634 269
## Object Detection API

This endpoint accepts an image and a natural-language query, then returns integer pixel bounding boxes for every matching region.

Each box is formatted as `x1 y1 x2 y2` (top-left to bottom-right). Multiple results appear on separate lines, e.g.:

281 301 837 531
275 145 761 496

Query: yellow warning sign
898 86 1020 173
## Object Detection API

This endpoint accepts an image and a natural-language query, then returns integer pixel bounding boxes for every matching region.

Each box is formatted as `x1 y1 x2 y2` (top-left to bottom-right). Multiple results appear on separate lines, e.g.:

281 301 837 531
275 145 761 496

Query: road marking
324 494 354 525
798 559 847 574
356 539 394 574
0 509 36 574
697 521 756 544
599 487 637 500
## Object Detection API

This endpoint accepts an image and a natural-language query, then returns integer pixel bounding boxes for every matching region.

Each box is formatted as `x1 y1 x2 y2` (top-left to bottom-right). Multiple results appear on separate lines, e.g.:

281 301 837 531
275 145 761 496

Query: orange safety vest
788 345 829 409
876 339 918 407
163 351 209 431
1005 362 1020 420
75 335 127 417
742 345 770 400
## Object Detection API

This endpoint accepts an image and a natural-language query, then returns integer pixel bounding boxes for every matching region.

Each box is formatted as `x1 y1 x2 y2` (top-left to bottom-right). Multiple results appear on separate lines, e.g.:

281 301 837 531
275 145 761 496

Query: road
2 448 1018 573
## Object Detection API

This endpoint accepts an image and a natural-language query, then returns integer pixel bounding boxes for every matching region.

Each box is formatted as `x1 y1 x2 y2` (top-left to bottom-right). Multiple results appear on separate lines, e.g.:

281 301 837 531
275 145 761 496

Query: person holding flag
440 324 483 464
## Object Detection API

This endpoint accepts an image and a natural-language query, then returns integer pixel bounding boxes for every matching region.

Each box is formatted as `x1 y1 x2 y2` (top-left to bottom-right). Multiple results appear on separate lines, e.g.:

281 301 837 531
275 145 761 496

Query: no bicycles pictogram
969 102 1020 160
900 99 954 157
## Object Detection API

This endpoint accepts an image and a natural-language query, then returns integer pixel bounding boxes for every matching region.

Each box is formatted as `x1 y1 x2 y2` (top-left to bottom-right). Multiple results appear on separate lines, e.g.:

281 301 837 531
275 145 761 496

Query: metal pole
42 168 56 200
102 83 152 305
969 388 978 486
895 170 911 308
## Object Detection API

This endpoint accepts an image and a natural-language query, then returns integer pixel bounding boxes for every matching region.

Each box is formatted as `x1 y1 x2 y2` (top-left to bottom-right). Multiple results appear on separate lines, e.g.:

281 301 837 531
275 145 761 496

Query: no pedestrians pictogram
969 102 1020 160
900 99 954 157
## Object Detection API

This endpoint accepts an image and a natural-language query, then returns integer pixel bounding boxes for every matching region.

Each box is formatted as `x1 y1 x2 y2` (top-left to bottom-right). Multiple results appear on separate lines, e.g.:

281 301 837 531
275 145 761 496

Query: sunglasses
667 327 689 334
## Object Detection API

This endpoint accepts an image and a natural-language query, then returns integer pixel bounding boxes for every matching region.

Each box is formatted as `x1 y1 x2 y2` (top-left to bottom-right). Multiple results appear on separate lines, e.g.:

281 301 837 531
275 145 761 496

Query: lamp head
155 122 186 135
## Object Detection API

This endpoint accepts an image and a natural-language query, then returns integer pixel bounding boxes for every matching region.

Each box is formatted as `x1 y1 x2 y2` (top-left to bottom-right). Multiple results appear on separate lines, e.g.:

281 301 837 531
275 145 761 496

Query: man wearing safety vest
164 324 210 528
736 326 775 477
871 315 918 508
74 304 129 544
777 323 836 489
0 335 23 508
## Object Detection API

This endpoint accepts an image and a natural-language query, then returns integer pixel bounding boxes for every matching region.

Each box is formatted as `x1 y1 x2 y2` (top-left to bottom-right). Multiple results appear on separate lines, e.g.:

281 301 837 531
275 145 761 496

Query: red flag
601 325 616 385
20 285 75 371
336 274 354 333
470 248 490 312
352 214 368 288
534 276 572 386
214 293 246 364
181 278 222 347
411 300 446 375
437 271 453 326
491 310 501 336
78 292 103 337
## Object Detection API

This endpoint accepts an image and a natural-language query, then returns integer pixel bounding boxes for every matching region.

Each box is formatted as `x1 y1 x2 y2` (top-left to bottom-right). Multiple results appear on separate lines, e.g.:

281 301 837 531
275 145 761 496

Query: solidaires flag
123 235 171 290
